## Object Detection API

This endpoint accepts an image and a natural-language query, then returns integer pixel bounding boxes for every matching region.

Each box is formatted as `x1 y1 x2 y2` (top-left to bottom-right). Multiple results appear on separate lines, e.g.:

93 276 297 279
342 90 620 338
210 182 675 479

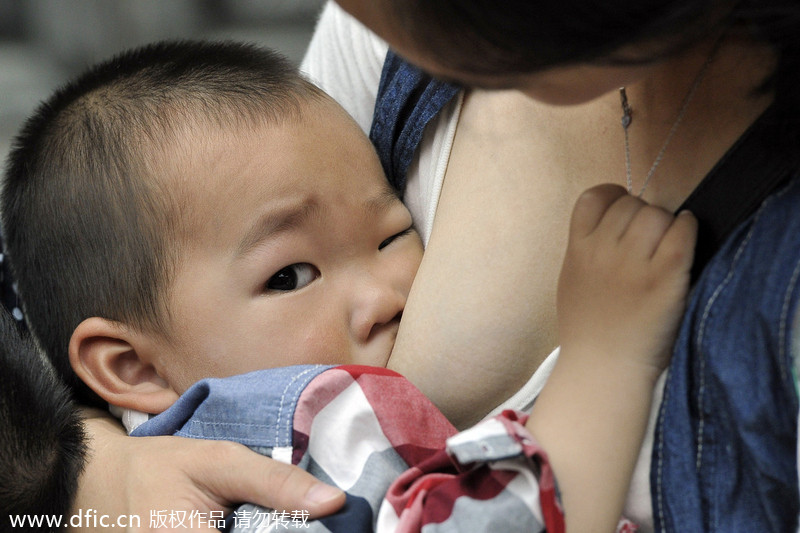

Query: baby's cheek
297 326 352 366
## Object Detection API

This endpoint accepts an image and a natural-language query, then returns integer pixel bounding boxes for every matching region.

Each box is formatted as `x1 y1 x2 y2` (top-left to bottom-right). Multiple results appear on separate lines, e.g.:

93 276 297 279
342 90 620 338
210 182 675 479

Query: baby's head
2 40 422 412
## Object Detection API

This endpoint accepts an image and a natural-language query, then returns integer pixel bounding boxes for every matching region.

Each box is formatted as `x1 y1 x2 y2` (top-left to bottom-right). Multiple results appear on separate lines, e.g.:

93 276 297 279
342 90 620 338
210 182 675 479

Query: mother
307 0 800 530
7 0 800 531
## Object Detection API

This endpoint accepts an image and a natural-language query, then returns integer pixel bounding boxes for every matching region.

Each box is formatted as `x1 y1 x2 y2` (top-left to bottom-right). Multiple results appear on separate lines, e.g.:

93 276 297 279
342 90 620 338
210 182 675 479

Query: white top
301 3 657 529
300 1 460 247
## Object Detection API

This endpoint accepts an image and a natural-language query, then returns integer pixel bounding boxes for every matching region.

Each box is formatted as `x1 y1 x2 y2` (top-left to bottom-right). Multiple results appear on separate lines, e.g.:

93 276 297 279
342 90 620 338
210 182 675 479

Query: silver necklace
619 45 718 197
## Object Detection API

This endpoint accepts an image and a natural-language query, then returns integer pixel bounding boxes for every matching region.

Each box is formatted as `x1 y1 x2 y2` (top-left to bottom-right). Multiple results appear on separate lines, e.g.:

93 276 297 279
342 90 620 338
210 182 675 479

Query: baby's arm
526 184 697 532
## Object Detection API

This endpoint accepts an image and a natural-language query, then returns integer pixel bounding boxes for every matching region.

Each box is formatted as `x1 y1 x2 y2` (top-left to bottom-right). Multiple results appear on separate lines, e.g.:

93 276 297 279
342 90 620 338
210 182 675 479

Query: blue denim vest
371 52 800 531
653 174 800 532
369 52 459 192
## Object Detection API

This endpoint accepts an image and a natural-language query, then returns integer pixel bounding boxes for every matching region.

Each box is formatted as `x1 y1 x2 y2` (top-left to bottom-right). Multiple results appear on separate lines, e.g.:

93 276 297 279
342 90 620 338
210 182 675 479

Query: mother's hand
71 411 345 532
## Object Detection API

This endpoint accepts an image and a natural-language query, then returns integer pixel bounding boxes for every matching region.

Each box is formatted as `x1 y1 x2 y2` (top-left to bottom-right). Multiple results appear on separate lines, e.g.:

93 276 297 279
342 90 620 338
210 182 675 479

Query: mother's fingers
71 419 345 532
188 439 345 519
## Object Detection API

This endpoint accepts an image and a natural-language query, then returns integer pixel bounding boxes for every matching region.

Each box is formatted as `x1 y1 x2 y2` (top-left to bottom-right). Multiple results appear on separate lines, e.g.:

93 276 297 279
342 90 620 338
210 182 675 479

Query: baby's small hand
557 184 697 378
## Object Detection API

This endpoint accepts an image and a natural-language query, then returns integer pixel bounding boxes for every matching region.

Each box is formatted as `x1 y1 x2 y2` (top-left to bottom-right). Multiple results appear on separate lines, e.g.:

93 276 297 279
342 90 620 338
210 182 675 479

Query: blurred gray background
0 0 326 163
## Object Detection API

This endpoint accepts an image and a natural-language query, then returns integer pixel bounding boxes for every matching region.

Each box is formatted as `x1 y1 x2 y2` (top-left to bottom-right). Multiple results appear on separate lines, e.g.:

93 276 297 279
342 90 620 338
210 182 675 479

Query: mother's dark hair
388 0 800 115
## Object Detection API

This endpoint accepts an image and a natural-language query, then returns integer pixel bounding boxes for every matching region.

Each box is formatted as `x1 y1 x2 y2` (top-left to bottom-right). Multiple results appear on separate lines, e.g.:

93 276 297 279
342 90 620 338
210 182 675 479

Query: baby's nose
350 280 406 344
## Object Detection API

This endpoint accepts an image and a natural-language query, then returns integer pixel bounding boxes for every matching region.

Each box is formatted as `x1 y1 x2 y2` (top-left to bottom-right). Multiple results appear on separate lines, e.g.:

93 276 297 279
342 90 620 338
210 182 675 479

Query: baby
2 40 695 531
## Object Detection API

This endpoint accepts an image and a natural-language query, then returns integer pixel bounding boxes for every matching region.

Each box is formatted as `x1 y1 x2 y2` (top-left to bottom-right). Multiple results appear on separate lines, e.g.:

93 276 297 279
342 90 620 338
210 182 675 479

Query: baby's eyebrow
235 186 400 258
362 187 403 220
236 202 322 258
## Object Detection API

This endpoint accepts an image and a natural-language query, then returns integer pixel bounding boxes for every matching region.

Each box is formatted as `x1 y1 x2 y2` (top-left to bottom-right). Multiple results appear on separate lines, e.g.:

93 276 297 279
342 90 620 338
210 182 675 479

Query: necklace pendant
619 87 633 130
618 39 719 199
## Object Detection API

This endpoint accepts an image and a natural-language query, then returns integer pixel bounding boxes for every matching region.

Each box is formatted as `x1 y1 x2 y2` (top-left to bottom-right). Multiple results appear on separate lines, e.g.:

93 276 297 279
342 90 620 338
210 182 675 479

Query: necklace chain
620 43 719 198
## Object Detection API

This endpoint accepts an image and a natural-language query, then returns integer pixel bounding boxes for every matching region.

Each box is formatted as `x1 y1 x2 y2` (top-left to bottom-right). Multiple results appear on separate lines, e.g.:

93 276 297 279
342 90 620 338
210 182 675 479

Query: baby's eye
379 228 414 250
265 263 319 292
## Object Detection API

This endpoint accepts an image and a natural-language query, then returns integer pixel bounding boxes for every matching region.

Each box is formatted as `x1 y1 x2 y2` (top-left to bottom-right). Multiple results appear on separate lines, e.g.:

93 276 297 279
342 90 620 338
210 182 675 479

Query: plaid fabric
136 364 618 532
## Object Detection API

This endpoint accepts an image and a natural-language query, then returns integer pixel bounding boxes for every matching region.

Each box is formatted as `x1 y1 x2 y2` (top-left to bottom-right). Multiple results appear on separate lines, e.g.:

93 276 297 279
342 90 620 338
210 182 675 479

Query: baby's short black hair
1 40 325 406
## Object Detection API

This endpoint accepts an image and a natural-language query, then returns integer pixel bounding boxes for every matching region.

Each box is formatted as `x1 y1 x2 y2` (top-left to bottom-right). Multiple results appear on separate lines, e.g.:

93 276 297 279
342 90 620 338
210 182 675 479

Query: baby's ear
69 317 178 414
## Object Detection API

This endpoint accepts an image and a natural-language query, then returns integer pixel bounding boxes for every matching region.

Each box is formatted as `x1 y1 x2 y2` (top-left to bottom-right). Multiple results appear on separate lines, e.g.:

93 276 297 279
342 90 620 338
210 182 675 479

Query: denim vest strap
653 173 800 531
369 51 460 192
677 107 797 283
